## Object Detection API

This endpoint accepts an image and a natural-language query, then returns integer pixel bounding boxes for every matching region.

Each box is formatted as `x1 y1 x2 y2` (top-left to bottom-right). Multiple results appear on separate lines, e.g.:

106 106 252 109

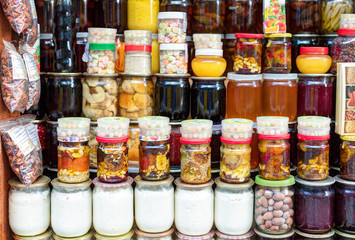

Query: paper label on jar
263 0 286 33
24 123 41 151
8 126 35 156
22 53 40 82
11 51 28 80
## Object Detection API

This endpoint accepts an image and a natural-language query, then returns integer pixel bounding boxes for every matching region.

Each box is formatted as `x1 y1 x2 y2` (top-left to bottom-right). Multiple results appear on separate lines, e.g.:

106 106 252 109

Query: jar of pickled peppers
340 135 355 181
263 33 292 73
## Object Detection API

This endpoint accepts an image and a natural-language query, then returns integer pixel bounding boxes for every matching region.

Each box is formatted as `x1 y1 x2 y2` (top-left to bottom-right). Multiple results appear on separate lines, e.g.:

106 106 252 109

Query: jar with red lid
296 47 332 74
234 33 263 74
331 29 355 73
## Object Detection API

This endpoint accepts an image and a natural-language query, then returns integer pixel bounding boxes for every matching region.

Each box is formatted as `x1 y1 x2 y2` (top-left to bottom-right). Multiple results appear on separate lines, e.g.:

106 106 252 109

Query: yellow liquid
127 0 159 33
192 55 227 77
296 55 332 74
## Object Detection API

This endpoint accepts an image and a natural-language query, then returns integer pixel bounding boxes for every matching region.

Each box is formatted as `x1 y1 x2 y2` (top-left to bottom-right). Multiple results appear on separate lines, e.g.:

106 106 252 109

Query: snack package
263 0 287 33
1 40 29 113
0 0 33 34
18 115 42 160
0 118 42 185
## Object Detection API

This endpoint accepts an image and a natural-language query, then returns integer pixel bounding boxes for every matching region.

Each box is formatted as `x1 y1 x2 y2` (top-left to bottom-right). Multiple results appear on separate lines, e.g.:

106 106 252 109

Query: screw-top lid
193 33 222 42
235 33 264 39
181 119 213 139
300 47 329 54
97 117 130 138
9 176 50 188
135 228 174 238
257 116 289 135
228 72 263 81
225 34 236 39
195 49 223 56
51 178 92 189
58 117 90 129
158 11 186 19
215 230 254 239
338 28 355 35
160 43 188 51
263 73 298 80
95 230 134 240
93 176 133 188
176 230 215 239
215 177 254 189
125 45 152 52
175 177 214 188
255 175 295 187
297 116 331 136
294 229 334 239
295 176 335 186
89 43 116 50
222 118 253 139
40 33 53 39
13 228 53 240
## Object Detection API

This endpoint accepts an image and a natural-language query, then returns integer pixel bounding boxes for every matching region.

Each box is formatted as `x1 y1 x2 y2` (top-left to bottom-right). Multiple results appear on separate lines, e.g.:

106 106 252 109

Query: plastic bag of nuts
0 0 33 34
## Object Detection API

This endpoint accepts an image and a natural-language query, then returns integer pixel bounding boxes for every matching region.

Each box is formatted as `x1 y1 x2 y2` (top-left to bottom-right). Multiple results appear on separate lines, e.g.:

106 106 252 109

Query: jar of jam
169 123 182 166
40 34 55 72
224 34 236 75
192 49 227 77
294 176 335 233
321 0 353 34
254 228 294 240
46 73 82 121
330 29 355 74
335 229 355 240
226 73 262 121
340 135 355 181
75 32 88 73
262 74 298 122
286 0 321 34
191 77 226 124
263 34 292 73
254 175 295 234
24 73 47 119
294 229 335 240
225 0 262 33
155 74 190 121
291 34 320 73
297 74 334 117
102 0 127 33
127 0 159 33
296 47 332 74
192 0 225 33
334 175 355 233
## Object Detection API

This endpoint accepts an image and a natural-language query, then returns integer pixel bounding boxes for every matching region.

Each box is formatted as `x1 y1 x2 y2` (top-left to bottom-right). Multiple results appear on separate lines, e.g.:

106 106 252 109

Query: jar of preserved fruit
254 175 295 234
75 32 88 73
263 34 292 73
294 176 335 233
215 178 254 235
335 175 355 233
330 29 355 74
296 47 332 74
102 0 127 33
169 123 182 165
9 176 50 237
118 74 154 120
297 74 334 117
294 229 335 240
46 73 82 121
340 135 355 181
51 178 92 238
226 73 262 121
234 33 263 74
335 229 355 240
291 34 320 73
82 74 118 121
160 44 188 74
262 74 298 122
216 230 254 240
175 178 214 236
13 228 53 240
155 74 190 121
135 175 174 233
224 34 236 75
95 230 134 240
160 0 193 36
25 73 47 119
254 228 294 240
192 49 227 77
286 0 321 34
321 0 353 34
127 0 159 33
93 177 133 236
192 0 225 33
191 77 226 124
40 34 55 72
135 228 174 240
176 231 215 240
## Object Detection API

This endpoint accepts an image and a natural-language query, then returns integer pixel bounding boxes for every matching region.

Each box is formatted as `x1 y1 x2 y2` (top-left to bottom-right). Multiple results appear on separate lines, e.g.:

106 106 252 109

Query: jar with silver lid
135 228 174 240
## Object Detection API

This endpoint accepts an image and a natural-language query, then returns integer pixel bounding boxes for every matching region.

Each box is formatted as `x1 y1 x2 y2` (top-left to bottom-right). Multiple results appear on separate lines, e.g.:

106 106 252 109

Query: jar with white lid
95 230 134 240
192 49 227 77
158 12 187 43
93 177 134 236
176 230 215 239
53 230 94 240
254 228 294 239
9 176 51 236
124 45 152 75
215 178 254 235
51 178 92 238
13 228 53 240
134 175 174 233
135 228 174 240
160 43 188 74
175 178 214 236
215 230 254 240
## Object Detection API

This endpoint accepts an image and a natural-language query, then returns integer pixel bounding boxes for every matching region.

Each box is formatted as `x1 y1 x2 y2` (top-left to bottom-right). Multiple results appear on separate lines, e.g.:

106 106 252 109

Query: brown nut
281 204 290 212
268 199 275 206
284 196 292 204
273 193 285 201
263 212 274 221
256 215 265 225
264 190 273 198
273 217 286 226
260 197 268 208
273 210 283 217
274 201 283 210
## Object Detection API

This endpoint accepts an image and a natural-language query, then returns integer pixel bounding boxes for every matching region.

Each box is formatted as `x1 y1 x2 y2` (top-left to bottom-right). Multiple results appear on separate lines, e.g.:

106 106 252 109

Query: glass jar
175 178 214 236
335 175 355 233
82 74 118 121
226 73 262 121
294 176 335 233
192 49 227 77
192 0 225 33
115 34 125 74
103 0 127 33
258 135 291 180
128 123 140 163
135 175 174 233
296 47 332 74
234 33 263 74
13 228 53 240
95 230 134 240
159 44 188 74
160 0 193 36
157 12 187 43
46 73 82 121
224 34 236 75
24 73 47 119
51 179 92 238
297 74 334 117
330 123 341 168
286 0 321 34
88 28 117 43
215 178 254 235
180 138 212 184
93 177 133 236
335 229 355 240
220 137 252 183
73 0 89 32
135 228 174 240
9 176 50 237
155 74 190 121
340 136 355 181
262 74 298 122
32 120 50 166
191 77 226 124
216 230 254 240
151 34 159 74
321 0 353 34
263 34 292 73
330 29 355 74
118 74 154 120
127 0 159 33
291 34 320 73
75 32 88 73
225 0 262 33
41 0 55 33
255 228 294 240
40 34 55 72
169 123 182 166
297 135 330 180
124 47 152 75
294 229 335 240
176 231 215 240
252 128 260 169
254 175 295 234
87 43 116 74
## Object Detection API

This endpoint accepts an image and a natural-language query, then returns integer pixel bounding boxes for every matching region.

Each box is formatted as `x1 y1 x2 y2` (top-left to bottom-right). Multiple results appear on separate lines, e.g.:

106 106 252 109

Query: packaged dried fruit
158 12 187 43
160 44 188 74
258 134 291 180
340 135 355 181
321 0 353 33
0 0 33 34
263 34 292 73
330 29 355 74
87 43 116 74
234 33 263 74
192 0 225 33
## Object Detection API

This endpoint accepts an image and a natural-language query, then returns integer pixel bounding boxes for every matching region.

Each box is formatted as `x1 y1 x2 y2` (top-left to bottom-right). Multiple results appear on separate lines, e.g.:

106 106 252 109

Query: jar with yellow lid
192 49 227 77
296 47 332 74
127 0 159 33
340 135 355 181
263 33 292 73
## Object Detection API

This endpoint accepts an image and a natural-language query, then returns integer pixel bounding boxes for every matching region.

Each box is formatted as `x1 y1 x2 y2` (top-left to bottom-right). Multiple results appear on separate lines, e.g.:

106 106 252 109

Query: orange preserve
226 73 262 122
262 73 298 122
296 47 332 74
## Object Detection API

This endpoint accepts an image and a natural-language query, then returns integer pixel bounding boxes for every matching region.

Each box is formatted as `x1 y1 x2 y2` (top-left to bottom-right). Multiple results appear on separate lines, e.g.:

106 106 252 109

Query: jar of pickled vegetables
296 47 332 74
291 34 320 73
254 228 294 239
263 34 292 73
340 135 355 181
321 0 353 34
294 229 335 240
127 0 159 33
330 29 355 74
192 0 225 33
192 49 227 77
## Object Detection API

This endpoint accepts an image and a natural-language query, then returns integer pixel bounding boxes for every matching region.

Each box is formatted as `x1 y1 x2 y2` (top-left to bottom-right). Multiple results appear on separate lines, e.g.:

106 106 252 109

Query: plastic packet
0 0 33 34
1 40 29 113
18 115 42 160
21 0 39 47
0 118 42 185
